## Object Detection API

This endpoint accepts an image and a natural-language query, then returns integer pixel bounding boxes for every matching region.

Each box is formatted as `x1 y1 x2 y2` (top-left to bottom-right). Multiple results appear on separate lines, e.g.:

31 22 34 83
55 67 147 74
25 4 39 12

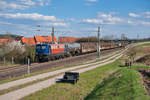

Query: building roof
0 38 9 45
0 38 15 45
59 37 79 43
21 37 36 45
34 35 57 43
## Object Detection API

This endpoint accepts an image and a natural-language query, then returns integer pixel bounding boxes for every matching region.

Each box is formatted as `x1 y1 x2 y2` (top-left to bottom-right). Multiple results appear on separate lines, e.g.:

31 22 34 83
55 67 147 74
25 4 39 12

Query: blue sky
0 0 150 39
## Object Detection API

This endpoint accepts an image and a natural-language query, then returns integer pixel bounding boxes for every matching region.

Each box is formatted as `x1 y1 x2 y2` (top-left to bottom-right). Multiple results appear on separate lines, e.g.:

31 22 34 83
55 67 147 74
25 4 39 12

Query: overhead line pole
52 27 55 44
97 26 101 59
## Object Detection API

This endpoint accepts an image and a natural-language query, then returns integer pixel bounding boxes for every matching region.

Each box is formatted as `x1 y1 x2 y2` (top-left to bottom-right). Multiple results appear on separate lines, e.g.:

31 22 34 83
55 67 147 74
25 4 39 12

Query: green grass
136 42 150 47
0 62 20 67
84 68 150 100
22 61 120 100
131 65 150 69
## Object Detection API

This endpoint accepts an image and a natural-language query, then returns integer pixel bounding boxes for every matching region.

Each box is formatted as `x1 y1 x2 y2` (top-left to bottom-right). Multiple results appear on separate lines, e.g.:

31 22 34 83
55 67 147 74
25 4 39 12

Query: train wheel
38 58 42 62
50 57 54 61
61 55 64 59
46 58 49 62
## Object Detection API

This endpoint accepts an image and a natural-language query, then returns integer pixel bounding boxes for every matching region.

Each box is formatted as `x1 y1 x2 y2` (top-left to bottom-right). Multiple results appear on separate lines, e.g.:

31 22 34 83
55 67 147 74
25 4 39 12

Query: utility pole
137 34 139 40
97 26 101 59
52 27 55 44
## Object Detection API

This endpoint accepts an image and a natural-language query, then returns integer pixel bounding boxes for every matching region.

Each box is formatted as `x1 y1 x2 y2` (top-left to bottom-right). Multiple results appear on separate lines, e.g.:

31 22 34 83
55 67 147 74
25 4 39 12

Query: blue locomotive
36 43 69 61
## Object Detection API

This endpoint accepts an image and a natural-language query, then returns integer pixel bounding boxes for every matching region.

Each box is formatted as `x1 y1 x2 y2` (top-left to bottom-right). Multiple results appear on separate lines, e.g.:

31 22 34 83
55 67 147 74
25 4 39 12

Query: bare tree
126 47 137 67
1 41 25 64
3 41 25 56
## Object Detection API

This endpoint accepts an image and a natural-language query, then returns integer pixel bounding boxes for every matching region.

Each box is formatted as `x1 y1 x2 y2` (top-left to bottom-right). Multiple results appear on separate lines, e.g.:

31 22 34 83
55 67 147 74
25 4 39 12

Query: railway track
0 47 123 81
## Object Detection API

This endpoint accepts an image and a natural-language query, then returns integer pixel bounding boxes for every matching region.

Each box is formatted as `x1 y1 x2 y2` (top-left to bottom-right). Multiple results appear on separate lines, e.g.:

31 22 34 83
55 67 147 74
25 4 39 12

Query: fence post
12 57 14 64
4 57 5 65
27 57 30 74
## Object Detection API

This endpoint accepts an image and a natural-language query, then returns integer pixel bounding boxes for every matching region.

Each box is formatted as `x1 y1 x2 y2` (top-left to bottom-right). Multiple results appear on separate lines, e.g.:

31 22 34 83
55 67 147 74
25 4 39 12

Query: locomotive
36 43 68 61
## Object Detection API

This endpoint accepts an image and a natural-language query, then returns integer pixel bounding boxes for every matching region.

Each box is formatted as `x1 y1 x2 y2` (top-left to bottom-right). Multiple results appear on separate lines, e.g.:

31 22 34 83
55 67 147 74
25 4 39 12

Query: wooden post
27 57 30 74
4 57 5 65
12 57 14 64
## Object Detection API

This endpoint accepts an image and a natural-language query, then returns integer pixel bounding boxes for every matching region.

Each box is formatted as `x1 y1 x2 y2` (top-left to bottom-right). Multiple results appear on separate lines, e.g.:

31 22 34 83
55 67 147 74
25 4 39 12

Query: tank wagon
36 41 126 62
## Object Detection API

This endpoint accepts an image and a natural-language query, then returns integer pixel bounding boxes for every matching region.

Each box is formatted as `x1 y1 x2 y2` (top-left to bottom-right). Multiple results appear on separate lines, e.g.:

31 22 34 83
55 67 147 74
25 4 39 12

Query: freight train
35 41 127 62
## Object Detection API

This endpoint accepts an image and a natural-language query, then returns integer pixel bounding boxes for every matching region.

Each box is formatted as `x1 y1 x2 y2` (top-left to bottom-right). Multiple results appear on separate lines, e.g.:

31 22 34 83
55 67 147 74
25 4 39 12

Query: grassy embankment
85 67 149 100
22 60 150 100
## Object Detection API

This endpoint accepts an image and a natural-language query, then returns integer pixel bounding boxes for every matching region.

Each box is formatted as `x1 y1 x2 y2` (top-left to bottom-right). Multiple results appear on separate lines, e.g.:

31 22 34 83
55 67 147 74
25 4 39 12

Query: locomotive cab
36 44 50 61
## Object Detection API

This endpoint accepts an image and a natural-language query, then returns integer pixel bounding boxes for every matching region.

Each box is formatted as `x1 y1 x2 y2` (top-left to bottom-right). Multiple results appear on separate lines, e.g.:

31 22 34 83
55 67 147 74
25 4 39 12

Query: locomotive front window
36 46 40 49
42 46 46 49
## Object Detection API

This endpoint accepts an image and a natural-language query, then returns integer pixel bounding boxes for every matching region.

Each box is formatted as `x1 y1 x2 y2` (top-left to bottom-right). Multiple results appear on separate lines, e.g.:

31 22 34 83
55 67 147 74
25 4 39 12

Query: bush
24 45 36 63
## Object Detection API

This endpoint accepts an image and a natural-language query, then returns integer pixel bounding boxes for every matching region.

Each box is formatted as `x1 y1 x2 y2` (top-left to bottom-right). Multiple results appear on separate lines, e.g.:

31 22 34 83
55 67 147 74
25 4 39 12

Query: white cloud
127 20 150 26
87 0 98 2
0 21 12 25
0 1 28 10
49 23 67 27
145 16 150 18
129 13 140 17
140 21 150 25
82 12 123 25
98 12 123 22
82 19 103 24
38 0 51 6
85 3 92 6
38 0 44 6
127 20 138 25
144 12 150 15
0 13 56 21
0 0 50 11
20 0 35 6
67 18 76 22
127 20 133 24
40 21 68 27
144 12 150 18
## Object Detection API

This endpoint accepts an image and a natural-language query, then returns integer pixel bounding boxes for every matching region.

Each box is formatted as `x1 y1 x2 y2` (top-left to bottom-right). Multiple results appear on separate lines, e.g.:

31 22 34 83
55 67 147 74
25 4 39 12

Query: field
22 60 150 100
